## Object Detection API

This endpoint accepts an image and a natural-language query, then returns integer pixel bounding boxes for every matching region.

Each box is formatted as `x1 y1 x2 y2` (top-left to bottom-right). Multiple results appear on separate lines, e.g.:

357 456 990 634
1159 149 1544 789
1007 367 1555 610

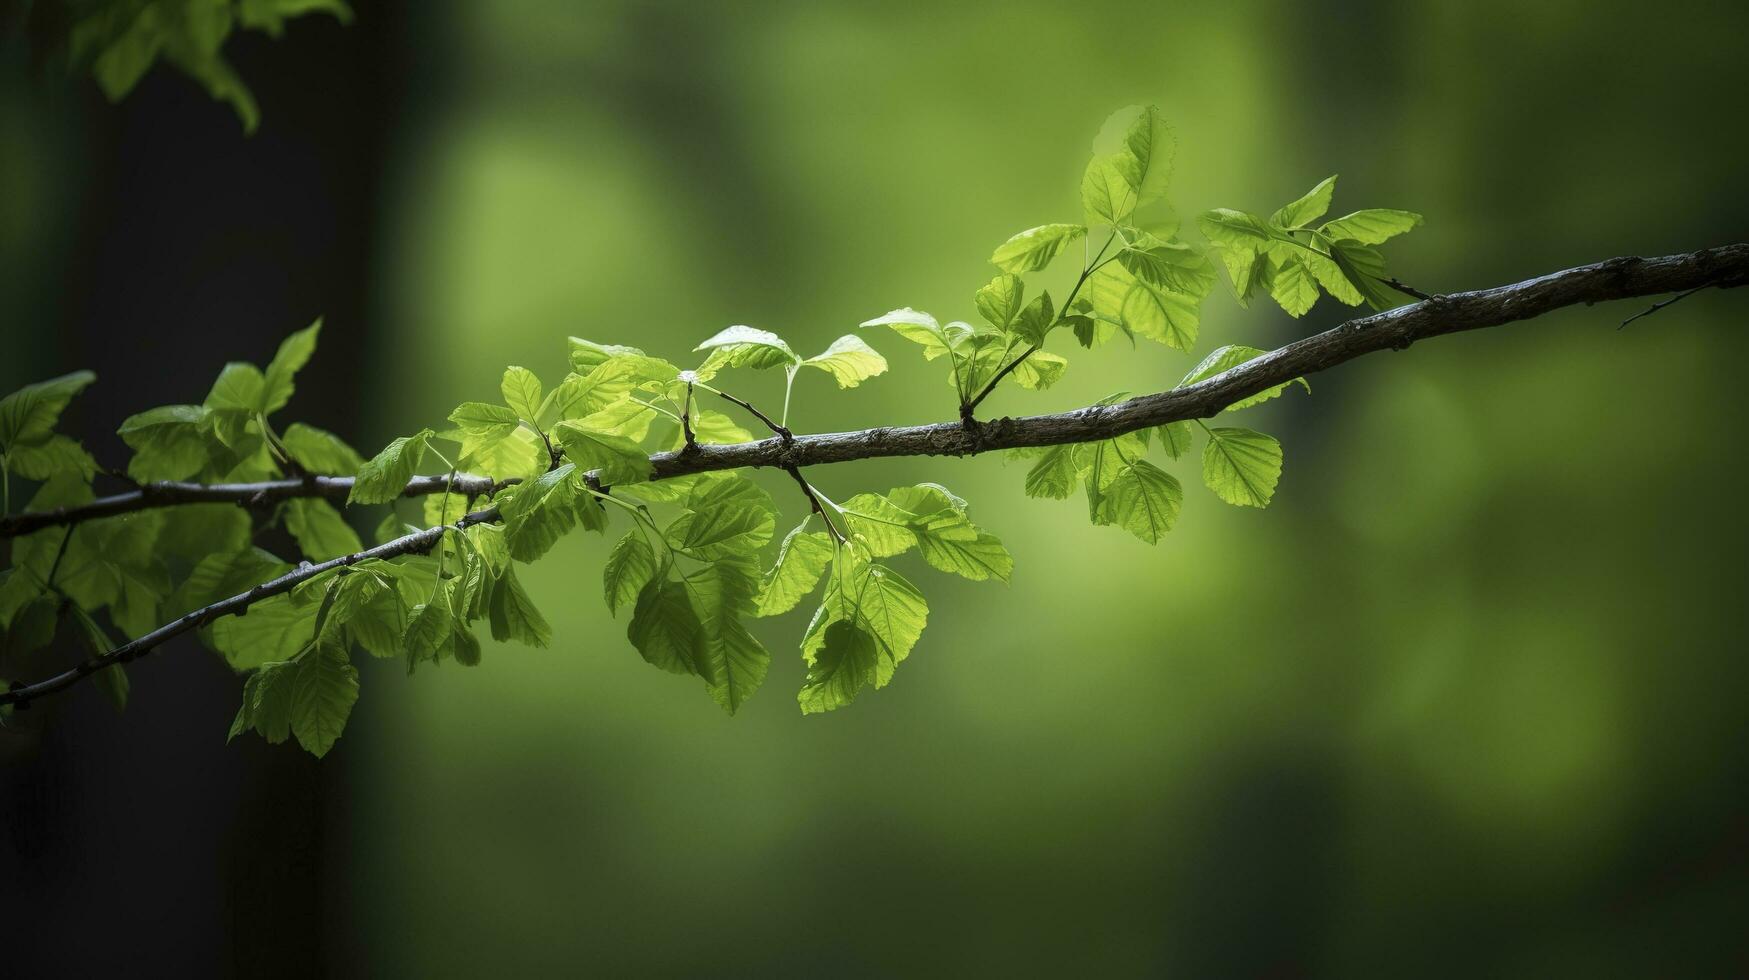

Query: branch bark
3 243 1744 706
0 473 506 538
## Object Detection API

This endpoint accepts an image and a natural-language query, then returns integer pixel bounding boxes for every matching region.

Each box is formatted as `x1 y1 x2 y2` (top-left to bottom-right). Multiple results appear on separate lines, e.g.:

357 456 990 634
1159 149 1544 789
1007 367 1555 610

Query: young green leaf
990 223 1087 274
801 335 888 388
1092 458 1182 544
1320 209 1423 245
1023 445 1081 500
1177 345 1308 410
974 274 1025 331
859 308 970 362
489 566 551 647
280 423 364 475
1156 420 1195 459
0 370 96 451
498 464 586 562
684 556 768 714
798 620 879 715
283 498 363 561
501 366 544 421
628 577 702 676
261 319 321 415
1082 155 1138 225
603 531 658 616
694 325 800 371
553 420 650 486
349 429 433 505
755 523 834 617
1201 427 1284 507
1268 254 1321 317
1271 175 1337 230
118 405 211 482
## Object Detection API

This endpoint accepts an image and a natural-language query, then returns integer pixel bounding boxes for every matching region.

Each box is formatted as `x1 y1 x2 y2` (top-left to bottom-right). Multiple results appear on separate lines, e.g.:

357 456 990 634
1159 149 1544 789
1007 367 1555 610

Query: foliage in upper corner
31 0 354 133
0 104 1438 756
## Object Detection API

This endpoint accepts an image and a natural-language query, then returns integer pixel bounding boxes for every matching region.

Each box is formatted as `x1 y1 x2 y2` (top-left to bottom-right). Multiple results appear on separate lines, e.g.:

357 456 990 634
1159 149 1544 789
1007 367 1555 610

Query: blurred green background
8 0 1749 975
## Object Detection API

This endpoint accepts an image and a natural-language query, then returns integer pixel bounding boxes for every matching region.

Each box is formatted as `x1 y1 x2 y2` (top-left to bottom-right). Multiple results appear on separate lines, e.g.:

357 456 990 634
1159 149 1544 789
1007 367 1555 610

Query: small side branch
1 506 500 707
0 472 509 539
1620 285 1711 329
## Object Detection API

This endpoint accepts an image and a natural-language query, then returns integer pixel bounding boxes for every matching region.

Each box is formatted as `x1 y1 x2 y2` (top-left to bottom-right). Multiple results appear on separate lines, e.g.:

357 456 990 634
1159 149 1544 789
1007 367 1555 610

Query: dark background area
1 5 404 975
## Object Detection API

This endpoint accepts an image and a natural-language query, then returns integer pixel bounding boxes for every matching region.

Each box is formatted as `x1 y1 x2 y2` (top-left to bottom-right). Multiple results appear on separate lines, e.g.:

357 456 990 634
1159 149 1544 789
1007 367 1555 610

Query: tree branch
3 509 499 707
0 473 508 539
3 243 1743 707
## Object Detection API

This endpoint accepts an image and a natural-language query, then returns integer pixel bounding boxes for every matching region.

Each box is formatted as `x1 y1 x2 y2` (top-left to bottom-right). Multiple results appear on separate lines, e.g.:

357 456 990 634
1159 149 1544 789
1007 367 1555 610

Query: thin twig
783 465 843 544
712 388 792 443
0 473 510 539
1620 285 1710 329
680 382 697 451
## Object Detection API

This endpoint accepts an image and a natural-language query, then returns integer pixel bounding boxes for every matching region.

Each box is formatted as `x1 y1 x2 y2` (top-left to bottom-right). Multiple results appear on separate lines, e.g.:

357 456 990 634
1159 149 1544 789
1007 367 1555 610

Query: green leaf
402 583 455 667
489 566 550 647
990 223 1087 274
1271 175 1337 230
755 523 834 617
603 531 658 616
7 434 98 481
261 319 320 415
859 308 971 362
1087 261 1201 351
1117 238 1216 297
349 429 432 505
1156 420 1195 459
839 493 920 557
283 497 363 561
501 366 544 421
917 528 1012 583
449 401 520 441
455 425 545 482
1082 155 1137 225
1010 291 1055 347
1092 458 1182 544
1023 445 1081 500
1198 209 1276 249
118 404 211 482
1320 209 1423 245
553 420 650 486
280 423 364 476
67 606 127 712
819 562 928 688
628 577 701 675
279 640 357 757
695 325 800 371
210 593 317 671
974 274 1025 330
664 475 776 559
168 546 289 620
1007 350 1067 391
1267 254 1321 317
1120 105 1174 208
567 337 645 375
1328 240 1416 311
798 620 879 715
1201 427 1283 507
498 464 586 562
204 362 268 414
801 335 888 388
683 556 768 713
1177 344 1308 410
